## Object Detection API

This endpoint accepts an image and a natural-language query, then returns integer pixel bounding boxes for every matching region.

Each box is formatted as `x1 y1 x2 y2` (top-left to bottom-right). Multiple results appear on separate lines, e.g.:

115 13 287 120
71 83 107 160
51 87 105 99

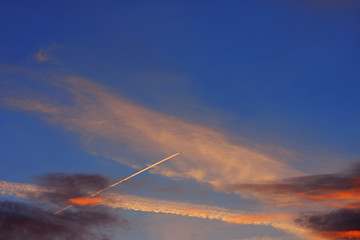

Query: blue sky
1 1 360 240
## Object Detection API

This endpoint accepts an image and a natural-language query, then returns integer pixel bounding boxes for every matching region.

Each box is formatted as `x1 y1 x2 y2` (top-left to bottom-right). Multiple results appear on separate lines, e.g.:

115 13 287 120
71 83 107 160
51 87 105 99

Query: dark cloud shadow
33 173 110 205
0 200 127 240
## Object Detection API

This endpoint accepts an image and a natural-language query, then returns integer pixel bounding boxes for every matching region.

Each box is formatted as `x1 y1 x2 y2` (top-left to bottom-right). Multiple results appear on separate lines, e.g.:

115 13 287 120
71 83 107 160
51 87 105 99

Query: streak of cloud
106 193 293 227
2 73 300 189
0 180 308 239
226 164 360 209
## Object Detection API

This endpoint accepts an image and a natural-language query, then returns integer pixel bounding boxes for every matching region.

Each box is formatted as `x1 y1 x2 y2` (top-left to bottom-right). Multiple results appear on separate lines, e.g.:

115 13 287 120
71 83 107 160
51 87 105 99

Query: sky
1 1 360 240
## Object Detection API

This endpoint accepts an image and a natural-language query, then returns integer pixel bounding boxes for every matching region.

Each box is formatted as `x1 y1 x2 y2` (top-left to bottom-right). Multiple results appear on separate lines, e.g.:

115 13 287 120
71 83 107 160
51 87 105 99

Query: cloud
225 164 360 209
34 43 61 62
0 200 125 240
295 209 360 240
238 237 290 240
68 197 107 206
35 52 48 62
223 165 360 239
0 180 308 238
106 192 293 227
33 173 110 205
6 166 360 240
0 174 129 240
3 74 300 189
145 214 295 240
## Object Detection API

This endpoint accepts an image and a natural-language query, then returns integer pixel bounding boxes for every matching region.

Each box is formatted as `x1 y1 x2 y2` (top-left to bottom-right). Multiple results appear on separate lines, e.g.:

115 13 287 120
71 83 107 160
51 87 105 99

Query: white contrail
54 152 181 214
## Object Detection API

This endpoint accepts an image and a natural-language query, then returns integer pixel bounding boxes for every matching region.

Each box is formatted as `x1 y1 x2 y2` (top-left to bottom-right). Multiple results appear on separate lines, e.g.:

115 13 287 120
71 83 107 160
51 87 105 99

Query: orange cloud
224 214 292 225
68 197 106 206
234 167 360 211
295 180 360 210
316 230 360 240
299 188 360 201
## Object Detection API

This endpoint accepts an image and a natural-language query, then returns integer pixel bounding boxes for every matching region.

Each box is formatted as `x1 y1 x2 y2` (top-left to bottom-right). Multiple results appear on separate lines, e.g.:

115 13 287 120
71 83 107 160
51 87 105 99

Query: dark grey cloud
0 200 127 240
34 173 110 204
225 164 360 201
224 164 360 239
0 173 129 240
229 164 360 239
294 208 360 240
295 208 360 232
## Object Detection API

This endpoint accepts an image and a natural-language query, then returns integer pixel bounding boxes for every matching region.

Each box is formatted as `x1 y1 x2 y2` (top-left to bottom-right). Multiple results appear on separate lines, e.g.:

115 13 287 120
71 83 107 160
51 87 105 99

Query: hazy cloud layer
3 74 299 189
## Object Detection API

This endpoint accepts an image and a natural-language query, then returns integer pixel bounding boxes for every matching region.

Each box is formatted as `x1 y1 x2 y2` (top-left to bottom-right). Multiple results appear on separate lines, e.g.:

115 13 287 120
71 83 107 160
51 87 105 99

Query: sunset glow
1 1 360 239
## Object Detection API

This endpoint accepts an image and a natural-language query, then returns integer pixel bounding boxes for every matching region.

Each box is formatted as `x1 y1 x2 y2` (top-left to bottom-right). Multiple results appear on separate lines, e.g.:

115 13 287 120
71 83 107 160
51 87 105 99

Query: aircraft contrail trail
54 152 181 214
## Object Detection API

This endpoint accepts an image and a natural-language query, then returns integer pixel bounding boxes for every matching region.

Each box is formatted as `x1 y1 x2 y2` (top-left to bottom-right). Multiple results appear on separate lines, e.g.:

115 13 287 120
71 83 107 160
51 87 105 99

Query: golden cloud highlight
316 230 360 239
68 197 107 206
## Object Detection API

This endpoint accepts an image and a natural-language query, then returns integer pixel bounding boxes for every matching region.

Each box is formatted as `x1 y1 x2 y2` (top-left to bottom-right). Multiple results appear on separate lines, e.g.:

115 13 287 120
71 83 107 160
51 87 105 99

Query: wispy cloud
3 74 300 190
226 164 360 208
34 43 61 62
